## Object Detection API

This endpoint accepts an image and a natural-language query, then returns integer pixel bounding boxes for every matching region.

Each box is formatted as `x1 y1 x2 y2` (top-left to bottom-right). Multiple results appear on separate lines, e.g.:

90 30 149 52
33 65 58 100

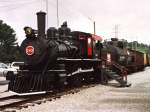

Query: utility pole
46 0 48 30
94 21 96 36
46 0 59 28
88 17 95 35
114 24 118 38
57 0 59 27
88 17 96 57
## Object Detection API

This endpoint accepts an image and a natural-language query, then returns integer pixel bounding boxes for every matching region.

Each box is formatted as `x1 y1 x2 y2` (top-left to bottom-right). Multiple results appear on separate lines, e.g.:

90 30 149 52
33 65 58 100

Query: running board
67 68 94 76
9 91 47 96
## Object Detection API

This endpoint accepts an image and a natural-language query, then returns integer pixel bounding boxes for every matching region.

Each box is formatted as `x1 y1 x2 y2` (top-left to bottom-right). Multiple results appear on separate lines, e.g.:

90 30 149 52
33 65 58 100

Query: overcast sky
0 0 150 44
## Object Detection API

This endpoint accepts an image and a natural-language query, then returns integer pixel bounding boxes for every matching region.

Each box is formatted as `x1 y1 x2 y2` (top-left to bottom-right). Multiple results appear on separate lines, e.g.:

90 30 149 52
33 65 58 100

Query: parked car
10 62 24 70
0 62 17 77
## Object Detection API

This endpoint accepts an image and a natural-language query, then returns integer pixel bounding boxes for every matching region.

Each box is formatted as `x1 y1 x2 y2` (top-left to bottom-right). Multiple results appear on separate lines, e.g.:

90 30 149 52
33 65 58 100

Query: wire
0 0 37 9
0 0 39 13
0 0 34 2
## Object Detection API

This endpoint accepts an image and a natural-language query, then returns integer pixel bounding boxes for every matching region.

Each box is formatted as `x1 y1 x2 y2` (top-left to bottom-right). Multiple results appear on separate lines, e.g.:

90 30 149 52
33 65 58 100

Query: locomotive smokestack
36 11 46 37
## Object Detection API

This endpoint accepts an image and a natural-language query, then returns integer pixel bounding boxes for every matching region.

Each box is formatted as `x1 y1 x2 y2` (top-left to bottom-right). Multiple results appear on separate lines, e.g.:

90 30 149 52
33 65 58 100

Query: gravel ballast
1 67 150 112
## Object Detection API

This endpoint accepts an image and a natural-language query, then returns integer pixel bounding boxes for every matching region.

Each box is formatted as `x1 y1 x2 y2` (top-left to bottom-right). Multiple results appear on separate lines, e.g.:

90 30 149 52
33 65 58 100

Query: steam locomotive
8 11 149 95
8 12 104 94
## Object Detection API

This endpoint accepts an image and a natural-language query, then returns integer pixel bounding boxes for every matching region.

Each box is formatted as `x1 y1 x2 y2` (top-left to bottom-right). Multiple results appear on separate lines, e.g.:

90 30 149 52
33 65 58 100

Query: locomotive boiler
21 12 78 70
8 11 103 94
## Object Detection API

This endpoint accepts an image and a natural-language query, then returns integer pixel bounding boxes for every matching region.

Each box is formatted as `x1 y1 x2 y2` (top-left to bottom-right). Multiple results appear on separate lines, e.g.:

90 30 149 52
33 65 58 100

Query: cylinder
36 11 46 37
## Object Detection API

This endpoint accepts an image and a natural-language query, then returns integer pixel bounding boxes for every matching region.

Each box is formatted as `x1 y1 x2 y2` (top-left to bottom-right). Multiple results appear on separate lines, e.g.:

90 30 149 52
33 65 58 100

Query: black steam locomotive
8 12 104 94
9 11 148 95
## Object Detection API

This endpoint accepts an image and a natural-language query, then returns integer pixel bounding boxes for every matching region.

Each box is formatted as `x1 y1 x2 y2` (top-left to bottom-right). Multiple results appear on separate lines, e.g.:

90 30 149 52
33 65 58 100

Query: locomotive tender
8 11 104 94
102 38 149 73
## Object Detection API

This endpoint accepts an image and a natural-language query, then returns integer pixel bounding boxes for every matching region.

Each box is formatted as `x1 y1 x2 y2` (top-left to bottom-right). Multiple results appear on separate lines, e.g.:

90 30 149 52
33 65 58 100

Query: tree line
0 20 22 63
128 41 150 54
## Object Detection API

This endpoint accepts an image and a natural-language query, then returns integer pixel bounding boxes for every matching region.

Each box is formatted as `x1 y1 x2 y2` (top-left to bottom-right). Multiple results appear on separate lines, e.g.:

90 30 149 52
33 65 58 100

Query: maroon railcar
127 49 146 72
146 54 150 66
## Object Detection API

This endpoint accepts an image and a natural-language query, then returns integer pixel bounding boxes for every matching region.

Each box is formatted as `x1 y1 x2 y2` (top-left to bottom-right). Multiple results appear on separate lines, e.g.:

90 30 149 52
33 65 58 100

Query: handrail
101 58 128 81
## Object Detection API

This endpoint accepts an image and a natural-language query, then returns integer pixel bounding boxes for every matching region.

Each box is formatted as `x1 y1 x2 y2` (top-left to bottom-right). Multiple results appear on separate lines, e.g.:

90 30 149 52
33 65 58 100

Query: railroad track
0 84 97 111
0 95 30 109
0 94 45 111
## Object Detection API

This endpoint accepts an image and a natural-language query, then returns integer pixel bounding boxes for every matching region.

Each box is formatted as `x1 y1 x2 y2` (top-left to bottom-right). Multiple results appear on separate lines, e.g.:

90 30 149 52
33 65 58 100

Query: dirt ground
1 67 150 112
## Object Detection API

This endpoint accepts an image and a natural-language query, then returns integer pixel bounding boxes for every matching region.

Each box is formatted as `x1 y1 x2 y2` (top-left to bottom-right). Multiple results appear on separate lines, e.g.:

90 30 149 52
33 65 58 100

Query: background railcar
146 54 150 66
101 38 148 73
127 49 147 72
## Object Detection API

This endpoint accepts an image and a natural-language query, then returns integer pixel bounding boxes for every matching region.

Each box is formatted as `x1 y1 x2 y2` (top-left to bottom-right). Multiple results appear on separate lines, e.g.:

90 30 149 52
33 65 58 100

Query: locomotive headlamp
24 27 37 38
24 27 33 35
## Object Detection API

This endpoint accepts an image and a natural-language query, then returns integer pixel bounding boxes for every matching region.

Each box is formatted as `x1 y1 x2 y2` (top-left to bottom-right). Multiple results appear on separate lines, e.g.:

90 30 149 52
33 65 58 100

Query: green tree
0 20 21 62
147 46 150 54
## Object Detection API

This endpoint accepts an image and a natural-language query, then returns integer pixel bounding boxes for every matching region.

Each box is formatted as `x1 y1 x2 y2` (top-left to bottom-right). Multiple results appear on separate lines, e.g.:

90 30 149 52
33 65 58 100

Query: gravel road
1 67 150 112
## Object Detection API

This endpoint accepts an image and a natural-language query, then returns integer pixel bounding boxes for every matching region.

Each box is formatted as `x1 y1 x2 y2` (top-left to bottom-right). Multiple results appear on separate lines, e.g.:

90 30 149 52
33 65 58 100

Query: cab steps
104 69 131 87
